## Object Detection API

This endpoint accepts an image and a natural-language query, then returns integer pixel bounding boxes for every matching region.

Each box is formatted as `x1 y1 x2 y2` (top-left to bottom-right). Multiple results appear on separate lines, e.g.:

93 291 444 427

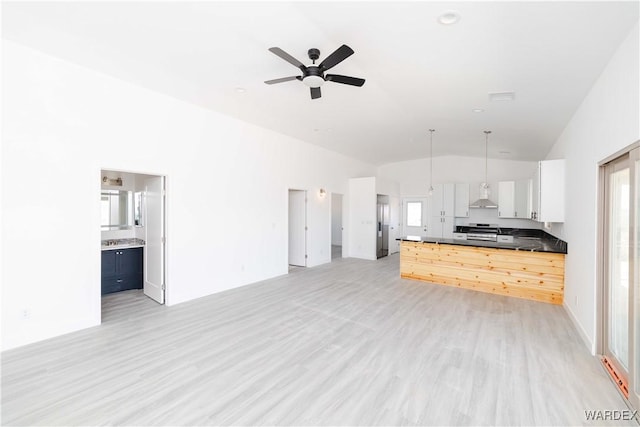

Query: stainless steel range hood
469 197 498 209
469 184 498 209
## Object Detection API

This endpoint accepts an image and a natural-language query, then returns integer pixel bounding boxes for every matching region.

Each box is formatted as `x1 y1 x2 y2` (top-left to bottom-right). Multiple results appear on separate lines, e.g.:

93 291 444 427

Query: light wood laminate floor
1 254 632 426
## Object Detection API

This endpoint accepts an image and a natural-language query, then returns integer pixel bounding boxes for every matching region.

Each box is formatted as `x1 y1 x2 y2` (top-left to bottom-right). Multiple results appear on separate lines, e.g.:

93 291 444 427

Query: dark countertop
398 230 567 254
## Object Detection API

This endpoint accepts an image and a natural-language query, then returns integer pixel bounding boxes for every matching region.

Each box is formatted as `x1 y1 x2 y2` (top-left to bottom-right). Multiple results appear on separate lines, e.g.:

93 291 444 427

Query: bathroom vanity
101 239 144 295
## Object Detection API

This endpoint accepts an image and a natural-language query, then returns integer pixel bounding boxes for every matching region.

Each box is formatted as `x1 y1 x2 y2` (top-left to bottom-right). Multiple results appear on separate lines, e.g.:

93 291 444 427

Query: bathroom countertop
101 238 145 251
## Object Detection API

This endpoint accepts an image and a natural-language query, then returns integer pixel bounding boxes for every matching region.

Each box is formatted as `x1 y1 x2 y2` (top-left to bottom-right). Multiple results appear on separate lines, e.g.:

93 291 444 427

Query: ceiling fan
264 44 365 100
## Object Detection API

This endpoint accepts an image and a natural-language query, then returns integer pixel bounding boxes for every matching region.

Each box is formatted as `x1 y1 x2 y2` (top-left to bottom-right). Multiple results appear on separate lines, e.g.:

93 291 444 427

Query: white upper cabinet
531 167 540 219
430 183 455 217
531 159 565 222
498 179 531 218
498 181 516 218
428 183 456 238
454 183 470 217
515 179 532 219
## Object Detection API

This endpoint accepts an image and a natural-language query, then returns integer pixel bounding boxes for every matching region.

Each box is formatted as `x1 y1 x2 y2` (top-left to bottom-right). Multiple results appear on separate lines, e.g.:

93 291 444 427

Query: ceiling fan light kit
265 44 365 99
438 10 461 25
302 75 324 88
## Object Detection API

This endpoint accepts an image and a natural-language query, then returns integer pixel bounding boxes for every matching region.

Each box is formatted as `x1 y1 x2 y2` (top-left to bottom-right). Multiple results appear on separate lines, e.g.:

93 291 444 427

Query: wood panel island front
399 232 567 305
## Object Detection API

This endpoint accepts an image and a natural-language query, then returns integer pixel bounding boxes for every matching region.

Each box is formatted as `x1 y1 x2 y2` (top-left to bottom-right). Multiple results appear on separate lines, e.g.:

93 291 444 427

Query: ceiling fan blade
268 47 307 71
310 87 321 99
264 76 301 85
325 74 365 87
318 44 354 71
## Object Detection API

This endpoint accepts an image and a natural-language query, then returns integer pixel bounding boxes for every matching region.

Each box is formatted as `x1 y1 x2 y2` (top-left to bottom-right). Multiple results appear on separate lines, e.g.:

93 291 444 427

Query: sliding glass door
602 145 639 407
632 147 640 409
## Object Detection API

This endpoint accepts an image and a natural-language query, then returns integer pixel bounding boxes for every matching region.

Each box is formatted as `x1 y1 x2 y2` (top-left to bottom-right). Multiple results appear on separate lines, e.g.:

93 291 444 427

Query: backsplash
455 207 542 229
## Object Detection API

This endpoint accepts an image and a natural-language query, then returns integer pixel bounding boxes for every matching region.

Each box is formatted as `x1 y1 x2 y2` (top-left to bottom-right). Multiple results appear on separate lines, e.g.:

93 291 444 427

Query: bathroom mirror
134 191 144 227
101 190 133 229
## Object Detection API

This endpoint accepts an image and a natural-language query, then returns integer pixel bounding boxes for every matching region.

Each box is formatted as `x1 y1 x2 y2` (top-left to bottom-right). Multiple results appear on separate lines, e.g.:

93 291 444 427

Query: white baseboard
563 301 595 354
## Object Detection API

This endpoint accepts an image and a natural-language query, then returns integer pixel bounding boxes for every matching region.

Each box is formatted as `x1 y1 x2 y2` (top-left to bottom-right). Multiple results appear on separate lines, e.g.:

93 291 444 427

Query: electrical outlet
575 296 578 307
20 308 31 320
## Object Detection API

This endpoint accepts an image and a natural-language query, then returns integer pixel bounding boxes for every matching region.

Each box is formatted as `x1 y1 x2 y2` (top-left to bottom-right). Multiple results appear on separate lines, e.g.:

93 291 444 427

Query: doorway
288 189 307 268
388 196 401 254
402 197 429 237
377 194 390 258
331 193 343 260
100 169 167 318
599 143 639 408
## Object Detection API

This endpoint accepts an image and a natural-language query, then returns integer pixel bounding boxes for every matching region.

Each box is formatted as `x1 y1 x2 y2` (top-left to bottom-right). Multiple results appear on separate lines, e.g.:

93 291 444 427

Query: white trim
563 302 595 354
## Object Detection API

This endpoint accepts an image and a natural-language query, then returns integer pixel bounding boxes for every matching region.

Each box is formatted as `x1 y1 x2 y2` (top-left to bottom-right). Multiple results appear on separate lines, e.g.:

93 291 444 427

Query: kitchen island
399 230 567 305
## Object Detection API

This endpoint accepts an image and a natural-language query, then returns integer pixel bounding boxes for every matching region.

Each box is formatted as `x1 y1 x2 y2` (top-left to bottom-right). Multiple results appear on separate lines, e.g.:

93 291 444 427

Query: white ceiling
3 1 638 165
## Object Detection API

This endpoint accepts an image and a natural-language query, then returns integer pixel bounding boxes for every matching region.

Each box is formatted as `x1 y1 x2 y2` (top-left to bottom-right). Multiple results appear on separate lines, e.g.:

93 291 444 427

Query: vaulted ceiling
3 1 638 164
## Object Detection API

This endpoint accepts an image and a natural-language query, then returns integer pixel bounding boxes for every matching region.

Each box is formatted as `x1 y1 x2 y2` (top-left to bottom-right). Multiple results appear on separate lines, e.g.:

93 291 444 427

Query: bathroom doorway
377 194 390 258
100 169 167 321
331 193 344 260
288 189 307 268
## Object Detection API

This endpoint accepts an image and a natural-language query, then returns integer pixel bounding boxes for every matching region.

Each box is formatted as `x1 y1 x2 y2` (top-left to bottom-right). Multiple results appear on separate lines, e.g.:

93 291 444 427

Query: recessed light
313 128 320 132
235 87 246 93
499 150 511 154
472 108 484 113
489 91 515 102
438 10 461 25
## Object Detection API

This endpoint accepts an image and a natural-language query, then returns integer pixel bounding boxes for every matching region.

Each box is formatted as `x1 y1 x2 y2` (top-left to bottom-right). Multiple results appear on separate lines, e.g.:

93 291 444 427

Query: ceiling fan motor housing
308 48 321 62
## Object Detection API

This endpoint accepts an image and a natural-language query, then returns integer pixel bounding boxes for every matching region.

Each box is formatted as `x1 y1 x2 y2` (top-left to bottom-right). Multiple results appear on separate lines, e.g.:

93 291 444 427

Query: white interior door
402 197 429 237
288 189 306 267
144 176 165 304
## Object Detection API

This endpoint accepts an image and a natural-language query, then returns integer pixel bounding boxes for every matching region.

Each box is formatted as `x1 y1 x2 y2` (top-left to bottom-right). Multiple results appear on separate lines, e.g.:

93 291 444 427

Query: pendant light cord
429 129 435 191
484 130 491 186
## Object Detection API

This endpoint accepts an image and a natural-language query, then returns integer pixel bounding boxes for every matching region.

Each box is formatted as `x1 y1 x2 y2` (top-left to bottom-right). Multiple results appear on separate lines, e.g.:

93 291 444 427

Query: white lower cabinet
428 215 455 239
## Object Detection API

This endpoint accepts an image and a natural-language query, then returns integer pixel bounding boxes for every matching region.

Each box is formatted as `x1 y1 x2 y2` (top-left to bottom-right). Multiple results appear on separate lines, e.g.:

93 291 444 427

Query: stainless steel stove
465 223 499 242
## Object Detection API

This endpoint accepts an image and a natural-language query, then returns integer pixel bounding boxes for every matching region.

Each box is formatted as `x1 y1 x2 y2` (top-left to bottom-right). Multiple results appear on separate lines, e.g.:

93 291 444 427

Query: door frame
331 192 344 260
597 140 640 406
288 188 307 267
99 168 168 319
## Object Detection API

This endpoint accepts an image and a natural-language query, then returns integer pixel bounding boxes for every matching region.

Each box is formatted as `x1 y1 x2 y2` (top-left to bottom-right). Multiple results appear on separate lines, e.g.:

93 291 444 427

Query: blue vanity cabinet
101 247 143 295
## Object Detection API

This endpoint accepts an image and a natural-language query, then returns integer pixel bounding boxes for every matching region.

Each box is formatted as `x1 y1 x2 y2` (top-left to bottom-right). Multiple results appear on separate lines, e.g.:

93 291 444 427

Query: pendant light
481 130 491 196
469 130 498 209
428 129 435 196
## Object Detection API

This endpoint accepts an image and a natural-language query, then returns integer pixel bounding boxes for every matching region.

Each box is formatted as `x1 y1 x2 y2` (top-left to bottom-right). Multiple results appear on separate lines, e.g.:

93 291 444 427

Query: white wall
378 155 540 229
1 40 376 350
346 176 401 259
544 23 640 352
331 193 342 246
347 177 377 260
